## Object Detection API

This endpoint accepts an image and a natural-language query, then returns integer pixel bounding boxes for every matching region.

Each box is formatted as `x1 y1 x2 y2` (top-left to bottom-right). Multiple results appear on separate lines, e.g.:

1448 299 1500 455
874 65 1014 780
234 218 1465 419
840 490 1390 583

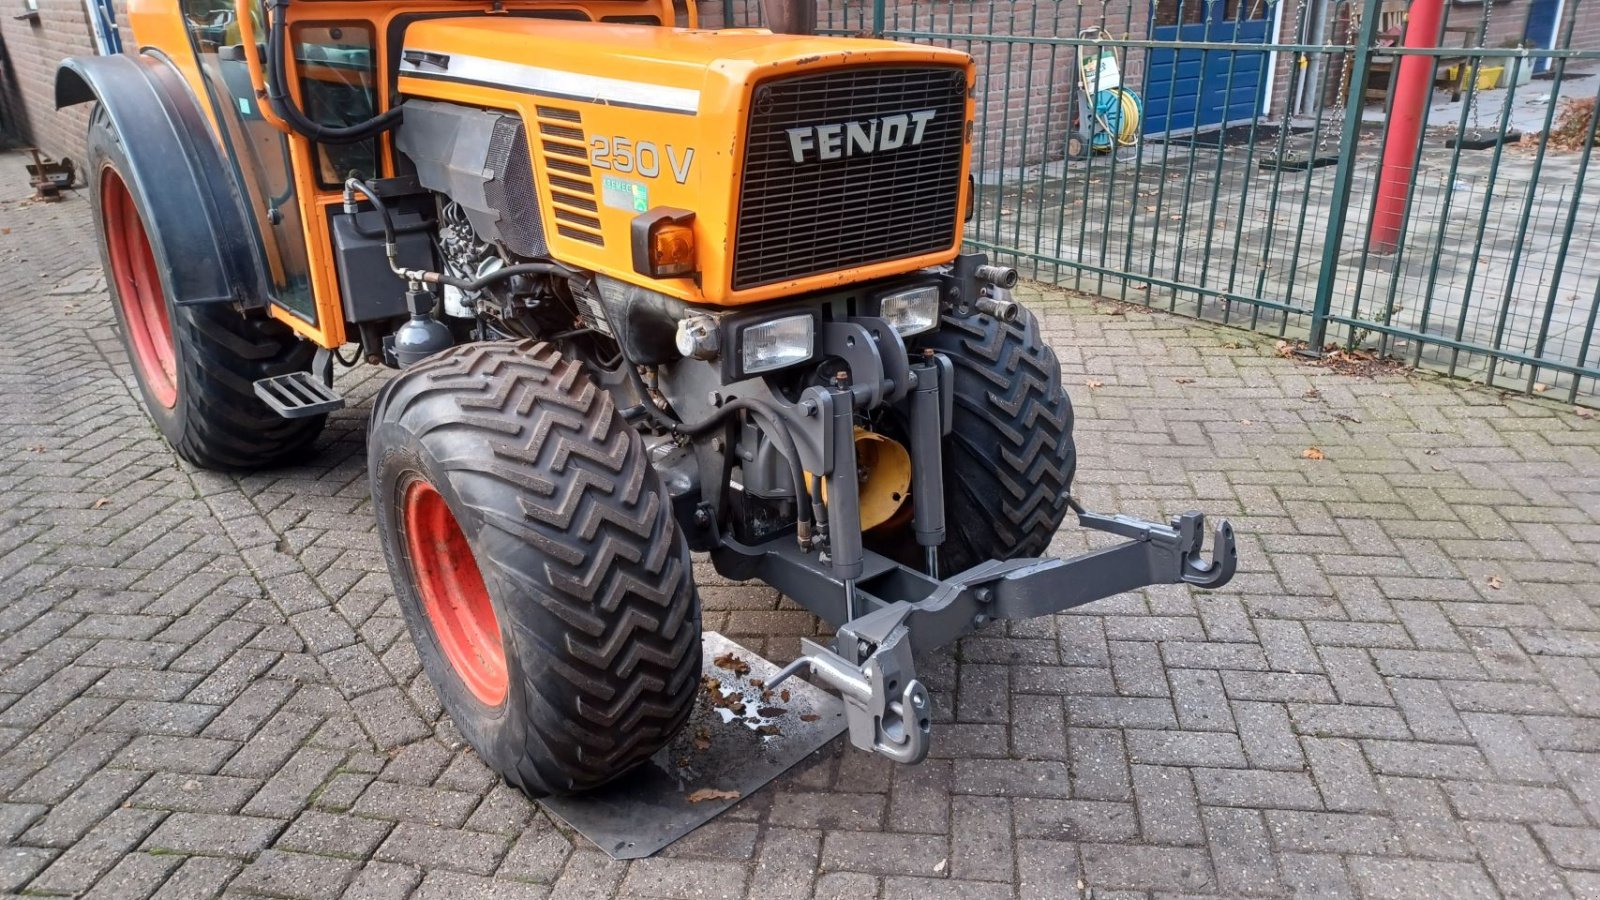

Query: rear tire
88 105 324 470
370 340 701 797
911 306 1078 575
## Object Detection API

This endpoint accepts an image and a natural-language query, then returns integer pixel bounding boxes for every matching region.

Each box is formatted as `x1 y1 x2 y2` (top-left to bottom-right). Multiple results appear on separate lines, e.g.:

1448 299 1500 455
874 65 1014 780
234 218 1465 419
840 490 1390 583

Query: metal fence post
870 0 885 36
1305 0 1383 351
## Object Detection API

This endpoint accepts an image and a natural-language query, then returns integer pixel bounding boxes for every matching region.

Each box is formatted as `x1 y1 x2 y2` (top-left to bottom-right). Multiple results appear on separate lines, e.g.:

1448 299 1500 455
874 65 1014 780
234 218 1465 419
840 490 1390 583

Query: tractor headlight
739 313 815 375
877 284 942 337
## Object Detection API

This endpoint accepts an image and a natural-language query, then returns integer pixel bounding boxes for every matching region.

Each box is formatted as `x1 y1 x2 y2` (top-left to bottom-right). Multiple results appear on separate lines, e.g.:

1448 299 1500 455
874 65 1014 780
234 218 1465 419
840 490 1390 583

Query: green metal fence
709 0 1600 402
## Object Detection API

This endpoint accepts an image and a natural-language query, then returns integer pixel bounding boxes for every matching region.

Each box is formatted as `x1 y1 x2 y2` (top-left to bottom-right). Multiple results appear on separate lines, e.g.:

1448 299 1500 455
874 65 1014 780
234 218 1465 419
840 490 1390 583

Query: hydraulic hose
344 178 576 289
265 0 402 144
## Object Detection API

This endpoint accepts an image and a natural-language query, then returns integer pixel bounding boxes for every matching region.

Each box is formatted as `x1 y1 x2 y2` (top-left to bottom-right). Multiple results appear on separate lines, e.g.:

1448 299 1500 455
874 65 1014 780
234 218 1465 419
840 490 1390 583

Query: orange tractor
59 0 1235 797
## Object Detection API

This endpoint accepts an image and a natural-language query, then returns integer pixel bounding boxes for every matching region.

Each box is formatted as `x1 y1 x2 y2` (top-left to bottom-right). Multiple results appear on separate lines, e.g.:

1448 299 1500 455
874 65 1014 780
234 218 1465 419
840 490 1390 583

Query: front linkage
692 260 1238 766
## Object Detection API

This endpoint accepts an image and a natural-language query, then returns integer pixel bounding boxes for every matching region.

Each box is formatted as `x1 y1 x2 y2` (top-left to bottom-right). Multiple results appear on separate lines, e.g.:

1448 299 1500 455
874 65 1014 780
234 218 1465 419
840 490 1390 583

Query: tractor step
253 372 344 418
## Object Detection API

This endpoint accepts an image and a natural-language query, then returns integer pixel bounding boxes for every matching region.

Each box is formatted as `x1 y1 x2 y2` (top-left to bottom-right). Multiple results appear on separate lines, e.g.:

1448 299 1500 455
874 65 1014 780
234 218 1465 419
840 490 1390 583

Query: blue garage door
1523 0 1562 74
1143 0 1275 135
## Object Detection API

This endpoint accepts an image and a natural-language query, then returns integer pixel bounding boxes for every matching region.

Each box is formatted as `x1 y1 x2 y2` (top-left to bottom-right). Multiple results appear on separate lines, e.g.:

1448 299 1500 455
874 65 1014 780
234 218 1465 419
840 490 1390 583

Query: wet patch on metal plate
539 632 846 860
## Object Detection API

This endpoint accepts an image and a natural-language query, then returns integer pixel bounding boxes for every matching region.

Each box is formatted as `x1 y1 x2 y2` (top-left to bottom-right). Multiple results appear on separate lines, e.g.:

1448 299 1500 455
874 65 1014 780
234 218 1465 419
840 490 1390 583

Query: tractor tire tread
371 340 699 796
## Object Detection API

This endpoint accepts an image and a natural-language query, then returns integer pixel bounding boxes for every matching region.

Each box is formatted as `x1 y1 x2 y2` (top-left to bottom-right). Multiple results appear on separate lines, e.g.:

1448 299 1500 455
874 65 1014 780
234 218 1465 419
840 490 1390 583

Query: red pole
1369 0 1445 254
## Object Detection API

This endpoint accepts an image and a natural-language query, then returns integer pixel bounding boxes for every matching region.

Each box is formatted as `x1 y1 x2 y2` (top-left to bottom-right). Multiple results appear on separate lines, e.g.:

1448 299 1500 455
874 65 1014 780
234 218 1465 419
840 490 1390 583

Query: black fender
57 53 267 309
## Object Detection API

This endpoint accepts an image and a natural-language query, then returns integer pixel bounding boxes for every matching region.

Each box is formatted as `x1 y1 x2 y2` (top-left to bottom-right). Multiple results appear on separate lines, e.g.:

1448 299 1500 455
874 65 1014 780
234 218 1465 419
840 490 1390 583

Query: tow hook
768 631 932 764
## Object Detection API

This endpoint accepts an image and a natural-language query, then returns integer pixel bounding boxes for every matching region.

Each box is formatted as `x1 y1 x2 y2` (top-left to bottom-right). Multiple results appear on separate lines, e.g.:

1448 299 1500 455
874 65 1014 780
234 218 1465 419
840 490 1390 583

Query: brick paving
3 150 1600 898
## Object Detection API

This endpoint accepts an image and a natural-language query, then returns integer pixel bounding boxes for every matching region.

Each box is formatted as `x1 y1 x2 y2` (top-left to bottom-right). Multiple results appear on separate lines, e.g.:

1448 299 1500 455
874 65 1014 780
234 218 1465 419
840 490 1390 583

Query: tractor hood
397 17 963 116
396 18 974 306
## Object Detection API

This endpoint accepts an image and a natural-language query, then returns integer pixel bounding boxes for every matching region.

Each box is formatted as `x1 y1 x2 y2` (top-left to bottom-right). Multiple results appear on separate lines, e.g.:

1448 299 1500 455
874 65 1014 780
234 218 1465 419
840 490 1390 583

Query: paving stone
413 870 553 899
29 807 166 896
375 822 508 875
148 856 243 899
618 856 749 899
1347 857 1501 900
0 846 56 893
1192 768 1324 811
344 861 424 900
747 827 819 900
1205 806 1282 896
142 811 283 858
820 831 947 876
1131 764 1203 845
79 850 184 900
231 849 361 899
1080 843 1215 894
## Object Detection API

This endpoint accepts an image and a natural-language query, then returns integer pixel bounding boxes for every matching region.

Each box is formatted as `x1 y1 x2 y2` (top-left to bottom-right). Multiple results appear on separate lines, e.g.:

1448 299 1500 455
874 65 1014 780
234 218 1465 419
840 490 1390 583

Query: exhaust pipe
759 0 816 34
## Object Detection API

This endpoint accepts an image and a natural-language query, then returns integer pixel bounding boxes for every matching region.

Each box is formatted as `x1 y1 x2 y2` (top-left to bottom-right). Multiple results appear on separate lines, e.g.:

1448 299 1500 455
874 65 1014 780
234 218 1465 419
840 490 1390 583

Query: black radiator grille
733 65 967 291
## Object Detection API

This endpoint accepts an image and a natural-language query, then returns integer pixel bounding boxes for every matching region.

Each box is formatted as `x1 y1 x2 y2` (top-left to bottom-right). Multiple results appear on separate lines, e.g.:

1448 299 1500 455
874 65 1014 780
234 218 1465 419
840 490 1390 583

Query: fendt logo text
785 110 938 163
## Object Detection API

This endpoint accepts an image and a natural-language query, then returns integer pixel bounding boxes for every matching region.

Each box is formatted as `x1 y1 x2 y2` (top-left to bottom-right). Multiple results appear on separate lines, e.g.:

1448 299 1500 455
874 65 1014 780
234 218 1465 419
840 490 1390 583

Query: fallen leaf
1577 407 1595 419
1174 377 1195 384
686 788 740 803
1534 383 1548 393
92 497 110 509
1301 447 1325 461
1086 379 1104 389
935 858 948 874
780 689 790 703
1487 575 1503 590
712 652 750 677
756 724 781 736
799 713 820 722
1423 449 1438 456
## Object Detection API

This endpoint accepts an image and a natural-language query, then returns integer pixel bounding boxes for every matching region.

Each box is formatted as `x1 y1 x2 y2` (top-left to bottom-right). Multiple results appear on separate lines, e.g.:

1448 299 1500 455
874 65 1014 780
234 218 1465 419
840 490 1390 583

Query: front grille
733 65 967 291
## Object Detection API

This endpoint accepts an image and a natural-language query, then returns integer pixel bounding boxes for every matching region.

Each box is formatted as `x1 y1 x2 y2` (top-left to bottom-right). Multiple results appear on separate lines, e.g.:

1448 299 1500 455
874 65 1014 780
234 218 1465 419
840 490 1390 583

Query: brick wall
0 0 97 162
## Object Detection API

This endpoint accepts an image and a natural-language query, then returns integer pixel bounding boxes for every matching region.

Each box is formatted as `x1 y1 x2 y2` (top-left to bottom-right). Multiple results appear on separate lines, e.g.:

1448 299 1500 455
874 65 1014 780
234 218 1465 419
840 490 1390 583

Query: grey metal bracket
716 505 1238 765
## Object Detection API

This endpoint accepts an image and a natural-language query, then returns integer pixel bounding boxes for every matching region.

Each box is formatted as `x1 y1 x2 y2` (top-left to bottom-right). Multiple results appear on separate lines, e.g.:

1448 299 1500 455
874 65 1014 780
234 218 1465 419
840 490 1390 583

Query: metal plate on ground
540 632 846 860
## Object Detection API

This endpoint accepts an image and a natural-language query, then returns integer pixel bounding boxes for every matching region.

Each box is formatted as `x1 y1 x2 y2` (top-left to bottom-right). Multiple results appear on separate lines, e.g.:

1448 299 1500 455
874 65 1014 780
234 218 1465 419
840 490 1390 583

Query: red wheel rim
403 480 508 706
101 168 177 409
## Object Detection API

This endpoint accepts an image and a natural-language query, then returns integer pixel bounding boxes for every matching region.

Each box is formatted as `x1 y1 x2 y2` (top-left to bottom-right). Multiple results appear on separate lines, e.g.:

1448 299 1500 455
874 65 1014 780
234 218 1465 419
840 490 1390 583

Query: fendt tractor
59 0 1236 796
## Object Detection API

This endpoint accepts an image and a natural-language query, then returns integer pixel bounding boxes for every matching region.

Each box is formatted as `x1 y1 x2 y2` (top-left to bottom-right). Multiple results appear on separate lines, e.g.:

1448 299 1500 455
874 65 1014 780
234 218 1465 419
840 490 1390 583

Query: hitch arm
720 507 1237 766
988 510 1236 620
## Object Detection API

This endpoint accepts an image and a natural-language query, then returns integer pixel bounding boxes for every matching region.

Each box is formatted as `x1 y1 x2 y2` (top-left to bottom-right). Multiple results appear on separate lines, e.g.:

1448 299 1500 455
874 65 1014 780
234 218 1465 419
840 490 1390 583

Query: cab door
180 0 318 325
179 2 384 340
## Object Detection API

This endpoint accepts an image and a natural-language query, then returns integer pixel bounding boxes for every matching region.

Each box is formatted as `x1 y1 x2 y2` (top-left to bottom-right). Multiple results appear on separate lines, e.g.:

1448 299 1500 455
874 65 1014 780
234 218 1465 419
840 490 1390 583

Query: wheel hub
403 480 508 706
101 168 177 409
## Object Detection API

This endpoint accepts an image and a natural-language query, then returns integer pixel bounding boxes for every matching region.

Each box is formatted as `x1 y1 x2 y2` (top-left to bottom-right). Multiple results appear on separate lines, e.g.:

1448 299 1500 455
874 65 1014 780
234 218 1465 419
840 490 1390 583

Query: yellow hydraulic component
807 428 912 533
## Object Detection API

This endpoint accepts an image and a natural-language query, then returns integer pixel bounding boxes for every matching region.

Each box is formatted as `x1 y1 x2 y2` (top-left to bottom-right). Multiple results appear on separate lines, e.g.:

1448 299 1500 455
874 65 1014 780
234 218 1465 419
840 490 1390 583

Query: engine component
804 428 911 533
674 315 719 360
395 100 546 258
391 287 455 367
330 209 435 323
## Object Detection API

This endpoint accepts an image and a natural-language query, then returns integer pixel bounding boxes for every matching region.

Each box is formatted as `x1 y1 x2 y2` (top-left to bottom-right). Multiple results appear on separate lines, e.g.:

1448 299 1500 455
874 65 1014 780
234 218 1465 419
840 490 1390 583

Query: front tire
370 340 702 797
89 105 324 469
